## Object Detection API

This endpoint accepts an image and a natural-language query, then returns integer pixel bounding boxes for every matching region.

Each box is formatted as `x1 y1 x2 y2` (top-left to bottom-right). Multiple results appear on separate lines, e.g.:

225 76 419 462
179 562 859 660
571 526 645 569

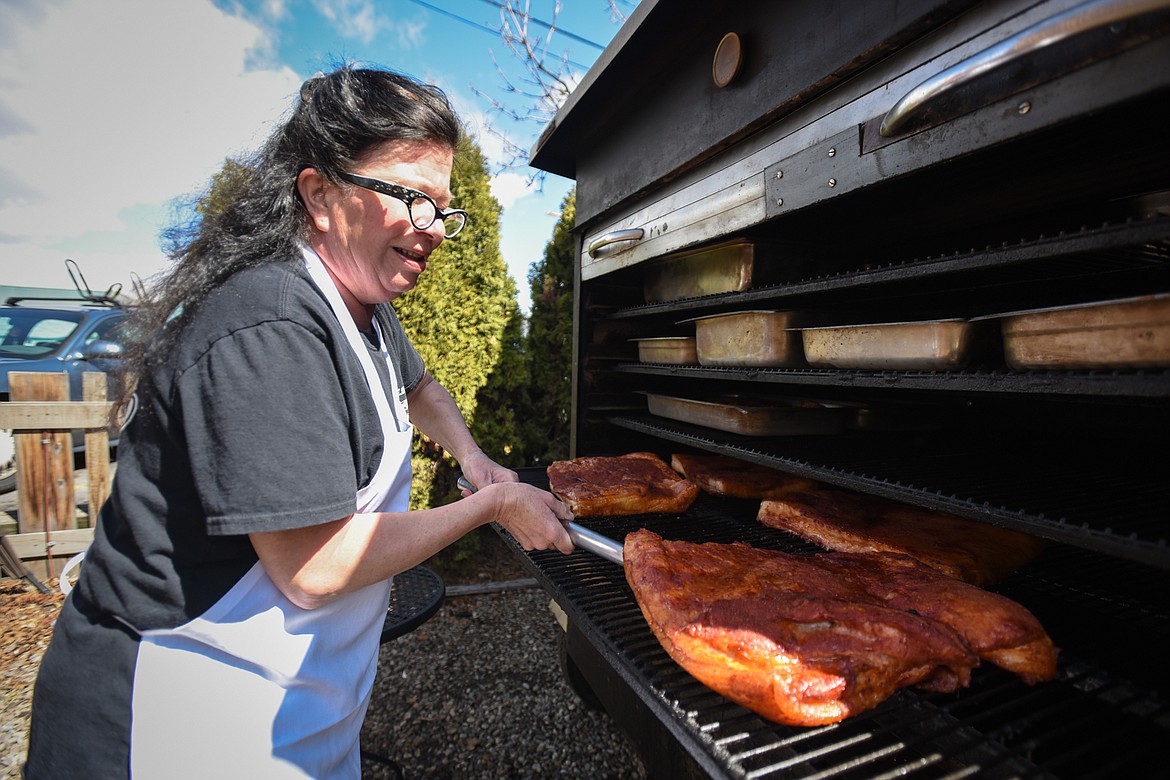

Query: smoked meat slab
758 487 1047 586
547 452 699 517
623 530 1056 727
671 452 818 499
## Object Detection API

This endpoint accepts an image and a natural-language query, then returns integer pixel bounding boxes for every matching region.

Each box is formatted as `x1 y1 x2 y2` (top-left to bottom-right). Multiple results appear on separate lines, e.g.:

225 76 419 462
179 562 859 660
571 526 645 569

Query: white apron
128 248 414 779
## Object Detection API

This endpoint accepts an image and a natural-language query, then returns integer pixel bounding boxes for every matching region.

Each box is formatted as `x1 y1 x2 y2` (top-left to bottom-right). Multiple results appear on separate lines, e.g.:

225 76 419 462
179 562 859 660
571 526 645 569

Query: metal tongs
457 475 624 564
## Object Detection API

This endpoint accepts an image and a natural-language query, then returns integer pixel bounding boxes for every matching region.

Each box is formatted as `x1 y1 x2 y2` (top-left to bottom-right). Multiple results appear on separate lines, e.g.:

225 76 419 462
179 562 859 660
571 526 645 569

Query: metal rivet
1018 101 1031 115
827 148 836 158
775 170 783 179
776 198 784 206
828 178 837 188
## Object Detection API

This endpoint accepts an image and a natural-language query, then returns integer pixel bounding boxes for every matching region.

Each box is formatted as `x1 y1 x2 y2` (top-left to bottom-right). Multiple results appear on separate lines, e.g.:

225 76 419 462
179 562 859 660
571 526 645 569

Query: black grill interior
499 472 1170 778
607 219 1170 324
603 417 1170 568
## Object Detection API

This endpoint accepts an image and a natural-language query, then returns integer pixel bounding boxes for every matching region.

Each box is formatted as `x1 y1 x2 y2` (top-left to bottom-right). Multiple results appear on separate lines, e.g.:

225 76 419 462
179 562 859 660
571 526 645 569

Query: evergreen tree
522 189 575 465
197 157 251 219
394 136 517 509
470 301 528 470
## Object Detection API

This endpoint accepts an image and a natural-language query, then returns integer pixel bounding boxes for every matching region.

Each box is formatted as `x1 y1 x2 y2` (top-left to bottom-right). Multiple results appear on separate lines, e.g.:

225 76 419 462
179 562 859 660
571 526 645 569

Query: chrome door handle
880 0 1170 137
587 228 645 259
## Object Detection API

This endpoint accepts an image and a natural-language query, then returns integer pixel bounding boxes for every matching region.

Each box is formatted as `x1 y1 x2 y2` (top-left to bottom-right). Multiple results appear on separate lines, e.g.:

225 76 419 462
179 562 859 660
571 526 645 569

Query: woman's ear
297 168 331 233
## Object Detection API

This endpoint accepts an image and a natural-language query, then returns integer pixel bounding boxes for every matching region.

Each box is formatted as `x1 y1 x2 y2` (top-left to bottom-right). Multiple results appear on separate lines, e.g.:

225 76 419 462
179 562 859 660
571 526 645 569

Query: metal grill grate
504 471 1170 779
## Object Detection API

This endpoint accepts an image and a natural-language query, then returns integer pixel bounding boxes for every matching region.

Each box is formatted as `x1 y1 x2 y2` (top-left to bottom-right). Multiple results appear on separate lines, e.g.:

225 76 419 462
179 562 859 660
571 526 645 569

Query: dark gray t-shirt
26 258 427 778
77 257 425 630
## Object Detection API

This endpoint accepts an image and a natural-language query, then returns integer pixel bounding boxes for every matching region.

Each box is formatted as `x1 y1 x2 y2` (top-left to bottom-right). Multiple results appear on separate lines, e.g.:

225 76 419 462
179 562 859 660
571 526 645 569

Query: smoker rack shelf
498 479 1170 780
615 363 1170 399
604 415 1170 570
601 217 1170 321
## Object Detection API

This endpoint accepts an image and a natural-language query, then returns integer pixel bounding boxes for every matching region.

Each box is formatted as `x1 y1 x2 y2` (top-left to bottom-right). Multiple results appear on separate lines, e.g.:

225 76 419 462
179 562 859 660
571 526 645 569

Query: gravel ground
0 525 650 779
360 585 648 779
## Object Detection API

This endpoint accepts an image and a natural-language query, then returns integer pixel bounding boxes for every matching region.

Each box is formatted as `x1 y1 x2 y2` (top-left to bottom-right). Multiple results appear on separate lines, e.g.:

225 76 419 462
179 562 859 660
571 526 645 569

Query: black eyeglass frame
337 171 469 238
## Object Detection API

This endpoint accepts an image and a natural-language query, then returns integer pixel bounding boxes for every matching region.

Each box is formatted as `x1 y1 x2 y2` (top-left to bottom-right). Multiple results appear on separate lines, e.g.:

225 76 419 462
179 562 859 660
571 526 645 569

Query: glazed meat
624 530 1056 727
670 453 818 499
758 487 1047 586
828 551 1058 684
547 452 699 517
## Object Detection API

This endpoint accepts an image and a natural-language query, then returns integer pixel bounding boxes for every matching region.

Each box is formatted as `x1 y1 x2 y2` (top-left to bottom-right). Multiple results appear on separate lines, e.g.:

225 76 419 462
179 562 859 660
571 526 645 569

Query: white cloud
460 109 508 166
310 0 379 44
490 171 537 210
394 18 427 49
310 0 425 50
260 0 290 22
0 0 302 290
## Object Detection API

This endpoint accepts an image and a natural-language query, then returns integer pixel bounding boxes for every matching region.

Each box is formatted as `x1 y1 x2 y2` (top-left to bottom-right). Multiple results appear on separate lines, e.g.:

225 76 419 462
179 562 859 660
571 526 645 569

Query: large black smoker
504 1 1170 777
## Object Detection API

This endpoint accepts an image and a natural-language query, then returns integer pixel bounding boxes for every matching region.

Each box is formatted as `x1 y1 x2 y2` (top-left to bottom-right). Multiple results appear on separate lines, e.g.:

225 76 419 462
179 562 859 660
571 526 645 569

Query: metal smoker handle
587 228 645 259
880 0 1170 137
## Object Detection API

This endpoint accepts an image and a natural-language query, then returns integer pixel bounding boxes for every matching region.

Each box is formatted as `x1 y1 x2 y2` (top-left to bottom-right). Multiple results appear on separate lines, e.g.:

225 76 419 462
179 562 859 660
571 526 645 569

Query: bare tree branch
473 0 622 188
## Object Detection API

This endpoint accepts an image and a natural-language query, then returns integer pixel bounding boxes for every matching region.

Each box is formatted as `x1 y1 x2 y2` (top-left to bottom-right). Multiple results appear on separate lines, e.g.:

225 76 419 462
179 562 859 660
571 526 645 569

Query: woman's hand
480 481 575 555
454 451 573 554
457 449 517 495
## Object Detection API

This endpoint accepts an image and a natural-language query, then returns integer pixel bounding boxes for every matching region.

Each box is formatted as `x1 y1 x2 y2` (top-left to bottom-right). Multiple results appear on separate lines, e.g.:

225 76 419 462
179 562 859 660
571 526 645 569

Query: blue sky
0 0 636 312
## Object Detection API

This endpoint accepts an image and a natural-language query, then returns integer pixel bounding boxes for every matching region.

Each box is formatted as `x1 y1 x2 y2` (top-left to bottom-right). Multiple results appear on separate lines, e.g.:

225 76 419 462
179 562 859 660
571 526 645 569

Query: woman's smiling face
302 139 455 320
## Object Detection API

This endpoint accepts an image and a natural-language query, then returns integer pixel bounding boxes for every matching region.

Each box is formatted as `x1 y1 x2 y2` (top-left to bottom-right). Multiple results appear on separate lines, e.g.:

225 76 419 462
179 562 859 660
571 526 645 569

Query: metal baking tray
643 240 789 303
991 293 1170 369
631 336 698 364
680 310 805 367
800 318 983 370
641 392 850 436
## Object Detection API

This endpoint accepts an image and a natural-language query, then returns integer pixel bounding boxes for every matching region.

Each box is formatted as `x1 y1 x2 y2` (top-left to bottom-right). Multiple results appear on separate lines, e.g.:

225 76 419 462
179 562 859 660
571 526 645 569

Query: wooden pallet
0 371 114 579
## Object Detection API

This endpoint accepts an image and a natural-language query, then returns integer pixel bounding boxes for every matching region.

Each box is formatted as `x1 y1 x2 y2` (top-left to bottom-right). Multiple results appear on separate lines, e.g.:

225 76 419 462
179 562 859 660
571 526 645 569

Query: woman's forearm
252 481 573 610
407 371 482 464
251 490 493 609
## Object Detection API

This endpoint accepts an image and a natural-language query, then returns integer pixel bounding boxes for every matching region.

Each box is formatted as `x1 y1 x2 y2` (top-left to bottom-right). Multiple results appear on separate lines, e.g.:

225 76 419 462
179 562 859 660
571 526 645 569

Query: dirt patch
1 578 64 779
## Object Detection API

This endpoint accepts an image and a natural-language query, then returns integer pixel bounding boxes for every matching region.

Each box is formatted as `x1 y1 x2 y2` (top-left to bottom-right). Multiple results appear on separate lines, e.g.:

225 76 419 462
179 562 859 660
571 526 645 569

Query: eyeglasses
337 171 469 238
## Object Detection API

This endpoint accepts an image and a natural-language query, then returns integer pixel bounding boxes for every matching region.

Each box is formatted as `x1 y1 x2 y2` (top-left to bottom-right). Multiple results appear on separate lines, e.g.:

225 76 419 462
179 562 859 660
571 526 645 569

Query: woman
25 65 574 779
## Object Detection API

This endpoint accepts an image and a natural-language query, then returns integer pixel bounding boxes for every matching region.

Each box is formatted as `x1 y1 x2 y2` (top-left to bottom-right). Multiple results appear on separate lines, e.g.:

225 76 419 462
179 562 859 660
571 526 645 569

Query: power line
476 0 605 50
403 0 501 40
400 0 597 70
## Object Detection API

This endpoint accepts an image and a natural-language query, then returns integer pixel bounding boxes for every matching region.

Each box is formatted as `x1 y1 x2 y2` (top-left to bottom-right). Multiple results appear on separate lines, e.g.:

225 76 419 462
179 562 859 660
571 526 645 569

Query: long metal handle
880 0 1170 137
587 228 645 259
456 475 624 564
565 523 624 565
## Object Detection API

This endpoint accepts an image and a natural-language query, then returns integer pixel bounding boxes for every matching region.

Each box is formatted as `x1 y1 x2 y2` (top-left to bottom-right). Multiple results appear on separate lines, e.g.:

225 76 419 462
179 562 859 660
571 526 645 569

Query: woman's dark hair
117 64 462 405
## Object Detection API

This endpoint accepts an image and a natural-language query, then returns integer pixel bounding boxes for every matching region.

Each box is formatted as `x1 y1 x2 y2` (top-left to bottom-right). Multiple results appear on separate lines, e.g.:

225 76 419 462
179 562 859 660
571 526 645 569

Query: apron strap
301 246 413 513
